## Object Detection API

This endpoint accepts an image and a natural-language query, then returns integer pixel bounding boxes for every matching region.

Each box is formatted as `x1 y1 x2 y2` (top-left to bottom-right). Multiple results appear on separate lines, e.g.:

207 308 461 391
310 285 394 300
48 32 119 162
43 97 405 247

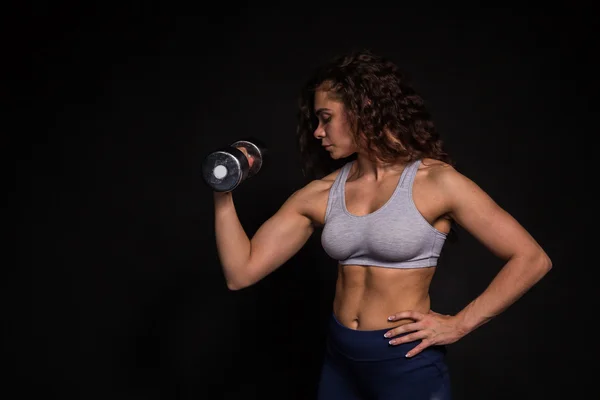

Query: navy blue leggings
317 313 452 400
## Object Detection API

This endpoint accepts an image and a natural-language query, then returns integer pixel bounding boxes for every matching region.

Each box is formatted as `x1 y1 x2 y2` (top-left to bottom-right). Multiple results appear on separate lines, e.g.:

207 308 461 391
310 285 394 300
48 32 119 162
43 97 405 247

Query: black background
8 3 595 399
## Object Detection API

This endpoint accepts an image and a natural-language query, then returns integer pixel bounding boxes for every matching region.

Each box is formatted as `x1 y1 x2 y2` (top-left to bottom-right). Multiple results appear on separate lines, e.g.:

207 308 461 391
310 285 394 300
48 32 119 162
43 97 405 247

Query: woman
213 50 552 399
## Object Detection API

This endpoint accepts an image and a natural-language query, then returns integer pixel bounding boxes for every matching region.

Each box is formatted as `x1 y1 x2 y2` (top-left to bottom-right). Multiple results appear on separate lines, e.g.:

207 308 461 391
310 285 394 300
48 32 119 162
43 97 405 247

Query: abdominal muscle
332 264 436 331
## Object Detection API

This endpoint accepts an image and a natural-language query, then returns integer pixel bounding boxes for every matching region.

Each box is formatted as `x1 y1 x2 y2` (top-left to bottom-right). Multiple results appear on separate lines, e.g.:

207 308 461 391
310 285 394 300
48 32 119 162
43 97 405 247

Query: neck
352 153 410 182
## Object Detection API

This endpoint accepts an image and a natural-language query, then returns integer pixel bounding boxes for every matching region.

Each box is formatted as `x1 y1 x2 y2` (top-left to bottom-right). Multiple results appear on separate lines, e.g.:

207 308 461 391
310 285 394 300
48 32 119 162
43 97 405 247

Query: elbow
224 259 271 291
225 271 257 291
226 276 251 291
227 281 245 291
531 249 553 277
541 252 553 273
226 278 254 291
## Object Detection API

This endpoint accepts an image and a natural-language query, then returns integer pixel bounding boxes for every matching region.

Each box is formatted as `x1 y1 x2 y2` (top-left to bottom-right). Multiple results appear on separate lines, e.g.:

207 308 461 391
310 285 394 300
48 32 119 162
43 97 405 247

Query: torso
300 158 453 330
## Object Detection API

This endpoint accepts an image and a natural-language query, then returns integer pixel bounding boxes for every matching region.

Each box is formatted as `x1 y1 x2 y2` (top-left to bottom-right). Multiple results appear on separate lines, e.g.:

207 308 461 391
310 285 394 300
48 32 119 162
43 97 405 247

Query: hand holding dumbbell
202 138 267 192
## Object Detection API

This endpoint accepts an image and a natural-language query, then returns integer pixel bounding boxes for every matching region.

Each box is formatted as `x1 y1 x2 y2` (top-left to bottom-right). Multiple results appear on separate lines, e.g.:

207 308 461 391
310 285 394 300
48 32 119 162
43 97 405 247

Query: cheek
331 123 352 143
339 130 355 148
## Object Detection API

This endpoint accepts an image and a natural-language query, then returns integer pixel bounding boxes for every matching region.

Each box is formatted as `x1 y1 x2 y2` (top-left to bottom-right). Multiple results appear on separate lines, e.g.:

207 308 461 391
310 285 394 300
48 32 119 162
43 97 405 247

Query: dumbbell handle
202 138 267 192
231 139 265 178
235 146 255 168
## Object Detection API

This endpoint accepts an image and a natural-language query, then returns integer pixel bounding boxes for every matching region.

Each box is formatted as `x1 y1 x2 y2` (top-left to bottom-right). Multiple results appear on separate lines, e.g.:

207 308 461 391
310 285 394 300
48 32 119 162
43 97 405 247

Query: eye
320 115 331 124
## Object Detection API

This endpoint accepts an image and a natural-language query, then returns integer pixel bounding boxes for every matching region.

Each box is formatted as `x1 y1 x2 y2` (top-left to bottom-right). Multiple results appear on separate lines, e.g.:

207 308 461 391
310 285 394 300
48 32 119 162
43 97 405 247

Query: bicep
444 171 541 261
246 191 314 282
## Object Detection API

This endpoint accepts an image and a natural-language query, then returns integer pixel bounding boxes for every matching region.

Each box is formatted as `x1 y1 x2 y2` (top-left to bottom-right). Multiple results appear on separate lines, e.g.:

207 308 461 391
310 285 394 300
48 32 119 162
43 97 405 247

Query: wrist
214 191 233 210
453 306 489 337
213 190 232 200
453 314 475 337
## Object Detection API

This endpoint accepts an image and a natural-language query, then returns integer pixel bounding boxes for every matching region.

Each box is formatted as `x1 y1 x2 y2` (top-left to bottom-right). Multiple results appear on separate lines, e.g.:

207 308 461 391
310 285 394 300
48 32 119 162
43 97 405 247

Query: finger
388 330 428 346
236 147 255 167
405 340 432 358
388 310 424 322
383 322 422 339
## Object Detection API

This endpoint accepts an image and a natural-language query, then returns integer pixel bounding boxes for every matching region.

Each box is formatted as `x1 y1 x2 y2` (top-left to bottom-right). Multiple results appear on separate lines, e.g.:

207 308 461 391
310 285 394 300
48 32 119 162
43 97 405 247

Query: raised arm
213 186 315 290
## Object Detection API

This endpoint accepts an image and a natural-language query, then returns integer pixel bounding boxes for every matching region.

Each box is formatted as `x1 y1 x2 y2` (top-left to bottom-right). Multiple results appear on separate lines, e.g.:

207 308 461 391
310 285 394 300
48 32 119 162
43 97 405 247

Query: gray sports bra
321 159 447 269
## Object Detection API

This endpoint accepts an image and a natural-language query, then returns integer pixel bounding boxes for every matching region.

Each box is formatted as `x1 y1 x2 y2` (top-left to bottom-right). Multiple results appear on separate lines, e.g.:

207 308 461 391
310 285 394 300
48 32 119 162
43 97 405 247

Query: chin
330 150 353 159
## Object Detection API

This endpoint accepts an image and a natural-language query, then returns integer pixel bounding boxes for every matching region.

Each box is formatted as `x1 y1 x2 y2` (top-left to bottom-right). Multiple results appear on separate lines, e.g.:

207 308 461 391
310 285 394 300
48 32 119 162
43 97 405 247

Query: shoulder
281 164 346 222
292 166 344 201
417 157 479 202
418 157 495 212
418 157 467 188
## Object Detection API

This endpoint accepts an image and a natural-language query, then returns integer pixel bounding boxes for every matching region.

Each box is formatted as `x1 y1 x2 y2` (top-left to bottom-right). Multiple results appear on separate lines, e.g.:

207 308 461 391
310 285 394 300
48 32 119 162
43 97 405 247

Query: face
313 88 358 159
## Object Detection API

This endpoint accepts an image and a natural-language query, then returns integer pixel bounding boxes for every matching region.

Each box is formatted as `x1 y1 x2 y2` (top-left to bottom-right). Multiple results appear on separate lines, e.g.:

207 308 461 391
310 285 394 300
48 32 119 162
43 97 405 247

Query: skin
214 88 552 358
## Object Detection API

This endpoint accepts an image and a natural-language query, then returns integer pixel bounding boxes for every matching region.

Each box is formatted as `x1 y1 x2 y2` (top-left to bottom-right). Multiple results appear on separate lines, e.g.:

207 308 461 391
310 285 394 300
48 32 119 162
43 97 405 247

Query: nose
314 126 325 139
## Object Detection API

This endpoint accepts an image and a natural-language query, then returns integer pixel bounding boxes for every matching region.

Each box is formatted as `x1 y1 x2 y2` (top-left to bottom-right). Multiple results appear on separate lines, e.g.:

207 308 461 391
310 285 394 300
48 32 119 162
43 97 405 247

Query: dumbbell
202 138 267 192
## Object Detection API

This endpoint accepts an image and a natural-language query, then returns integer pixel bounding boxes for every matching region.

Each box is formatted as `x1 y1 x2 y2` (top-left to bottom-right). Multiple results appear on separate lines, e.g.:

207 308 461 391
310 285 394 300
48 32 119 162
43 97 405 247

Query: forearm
213 192 252 288
454 252 552 335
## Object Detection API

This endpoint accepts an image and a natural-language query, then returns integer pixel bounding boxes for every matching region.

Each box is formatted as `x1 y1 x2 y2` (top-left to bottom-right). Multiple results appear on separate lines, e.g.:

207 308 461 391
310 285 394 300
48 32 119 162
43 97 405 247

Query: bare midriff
332 264 436 330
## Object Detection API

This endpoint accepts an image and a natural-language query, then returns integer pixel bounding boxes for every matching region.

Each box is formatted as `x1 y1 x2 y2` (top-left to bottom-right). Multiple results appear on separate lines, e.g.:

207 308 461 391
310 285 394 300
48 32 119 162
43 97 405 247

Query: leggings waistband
327 312 446 362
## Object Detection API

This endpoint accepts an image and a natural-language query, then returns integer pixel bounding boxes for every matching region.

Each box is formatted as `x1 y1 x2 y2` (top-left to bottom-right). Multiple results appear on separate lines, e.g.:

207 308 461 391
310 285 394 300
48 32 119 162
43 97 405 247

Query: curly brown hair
296 49 453 180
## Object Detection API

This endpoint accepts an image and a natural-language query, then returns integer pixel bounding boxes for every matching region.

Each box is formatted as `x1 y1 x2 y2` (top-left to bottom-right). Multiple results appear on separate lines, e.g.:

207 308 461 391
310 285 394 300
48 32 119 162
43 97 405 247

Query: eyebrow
315 108 331 115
